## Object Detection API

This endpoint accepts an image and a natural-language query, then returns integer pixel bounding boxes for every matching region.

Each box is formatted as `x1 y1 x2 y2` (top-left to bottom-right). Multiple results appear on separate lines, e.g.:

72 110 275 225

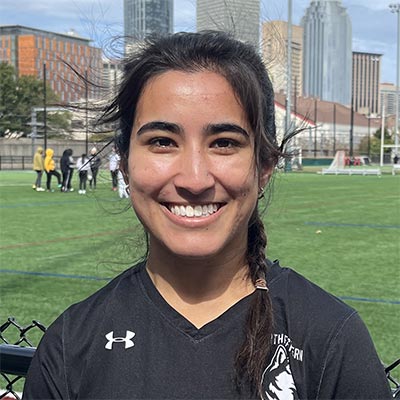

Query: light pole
389 3 400 156
285 0 293 172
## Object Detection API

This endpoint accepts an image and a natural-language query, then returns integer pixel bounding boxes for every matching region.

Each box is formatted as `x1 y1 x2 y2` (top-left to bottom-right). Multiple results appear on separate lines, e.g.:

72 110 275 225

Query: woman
89 147 102 190
32 146 45 191
76 153 91 194
23 32 391 399
44 148 62 192
60 148 75 192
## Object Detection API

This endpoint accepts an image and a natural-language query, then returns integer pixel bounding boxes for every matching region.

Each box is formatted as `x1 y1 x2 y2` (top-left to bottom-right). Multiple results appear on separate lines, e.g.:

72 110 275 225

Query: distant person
394 154 399 165
32 146 45 191
108 146 120 191
44 148 61 192
89 147 101 190
76 154 90 195
117 170 129 199
60 149 75 192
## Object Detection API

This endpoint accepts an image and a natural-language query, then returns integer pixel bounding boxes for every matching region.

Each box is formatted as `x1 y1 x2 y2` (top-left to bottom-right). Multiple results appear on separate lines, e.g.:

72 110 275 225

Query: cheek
127 154 172 196
214 160 258 196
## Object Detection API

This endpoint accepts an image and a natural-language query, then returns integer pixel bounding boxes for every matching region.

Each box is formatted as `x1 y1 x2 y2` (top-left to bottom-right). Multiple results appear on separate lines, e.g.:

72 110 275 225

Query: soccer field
0 170 399 375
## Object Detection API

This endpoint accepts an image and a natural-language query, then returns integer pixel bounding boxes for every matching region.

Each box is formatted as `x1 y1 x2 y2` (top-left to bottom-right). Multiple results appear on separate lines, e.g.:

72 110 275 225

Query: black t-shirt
23 261 392 399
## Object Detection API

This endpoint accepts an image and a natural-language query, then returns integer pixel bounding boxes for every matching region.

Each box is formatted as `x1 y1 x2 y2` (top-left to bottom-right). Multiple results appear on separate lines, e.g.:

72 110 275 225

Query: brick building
0 25 103 103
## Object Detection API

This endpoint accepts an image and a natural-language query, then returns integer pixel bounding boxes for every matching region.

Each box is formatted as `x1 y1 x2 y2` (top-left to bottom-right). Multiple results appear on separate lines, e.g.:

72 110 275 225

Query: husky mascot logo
261 345 298 400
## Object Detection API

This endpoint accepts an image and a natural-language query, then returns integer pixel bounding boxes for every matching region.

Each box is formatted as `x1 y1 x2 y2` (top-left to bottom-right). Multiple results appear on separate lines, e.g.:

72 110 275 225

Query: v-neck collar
136 262 254 341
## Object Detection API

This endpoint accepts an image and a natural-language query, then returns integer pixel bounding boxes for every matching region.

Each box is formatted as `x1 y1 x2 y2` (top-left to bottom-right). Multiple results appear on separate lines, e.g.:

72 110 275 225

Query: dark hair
100 30 282 396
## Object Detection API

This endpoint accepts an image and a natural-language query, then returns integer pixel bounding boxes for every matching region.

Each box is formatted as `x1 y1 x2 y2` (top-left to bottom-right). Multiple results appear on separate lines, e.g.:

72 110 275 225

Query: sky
0 0 397 84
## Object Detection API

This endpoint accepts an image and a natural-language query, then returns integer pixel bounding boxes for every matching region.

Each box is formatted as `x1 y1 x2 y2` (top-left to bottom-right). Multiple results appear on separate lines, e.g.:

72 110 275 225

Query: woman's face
128 70 269 261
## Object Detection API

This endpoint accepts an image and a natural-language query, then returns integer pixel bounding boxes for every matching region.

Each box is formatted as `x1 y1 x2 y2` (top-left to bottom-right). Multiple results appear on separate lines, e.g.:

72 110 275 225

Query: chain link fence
0 318 46 400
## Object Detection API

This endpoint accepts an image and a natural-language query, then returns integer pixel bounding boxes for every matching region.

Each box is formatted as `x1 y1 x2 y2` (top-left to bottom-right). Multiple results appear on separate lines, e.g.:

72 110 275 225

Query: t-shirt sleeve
22 315 69 400
317 311 392 399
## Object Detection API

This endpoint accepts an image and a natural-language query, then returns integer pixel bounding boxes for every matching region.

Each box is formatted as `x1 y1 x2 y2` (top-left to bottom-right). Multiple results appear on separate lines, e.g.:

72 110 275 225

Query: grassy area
0 170 399 382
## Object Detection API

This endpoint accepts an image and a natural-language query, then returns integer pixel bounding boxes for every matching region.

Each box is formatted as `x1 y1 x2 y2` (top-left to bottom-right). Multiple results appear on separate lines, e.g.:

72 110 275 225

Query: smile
167 203 220 218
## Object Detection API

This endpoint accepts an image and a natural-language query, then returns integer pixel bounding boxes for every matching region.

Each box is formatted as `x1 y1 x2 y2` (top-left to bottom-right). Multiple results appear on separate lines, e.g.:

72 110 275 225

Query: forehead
135 70 248 124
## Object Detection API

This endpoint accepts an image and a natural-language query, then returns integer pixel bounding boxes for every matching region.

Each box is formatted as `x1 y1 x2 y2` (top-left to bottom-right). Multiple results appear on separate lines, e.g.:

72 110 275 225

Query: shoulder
45 262 146 341
268 259 355 320
68 261 144 315
267 259 359 349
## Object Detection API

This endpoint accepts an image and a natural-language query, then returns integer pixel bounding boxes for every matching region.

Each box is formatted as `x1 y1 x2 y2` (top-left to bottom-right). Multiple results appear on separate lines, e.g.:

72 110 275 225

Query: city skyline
0 0 397 85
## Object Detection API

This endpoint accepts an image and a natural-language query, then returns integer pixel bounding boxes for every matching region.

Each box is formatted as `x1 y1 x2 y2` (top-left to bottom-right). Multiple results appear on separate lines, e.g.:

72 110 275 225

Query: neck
145 241 254 328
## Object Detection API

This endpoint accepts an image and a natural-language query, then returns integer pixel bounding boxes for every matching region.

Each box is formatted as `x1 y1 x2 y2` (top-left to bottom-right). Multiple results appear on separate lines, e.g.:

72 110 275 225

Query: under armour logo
105 330 135 350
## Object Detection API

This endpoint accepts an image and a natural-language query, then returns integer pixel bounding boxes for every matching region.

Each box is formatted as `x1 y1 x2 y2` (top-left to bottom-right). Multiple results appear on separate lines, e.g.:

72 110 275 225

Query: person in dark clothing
89 147 102 190
23 32 392 400
60 148 74 192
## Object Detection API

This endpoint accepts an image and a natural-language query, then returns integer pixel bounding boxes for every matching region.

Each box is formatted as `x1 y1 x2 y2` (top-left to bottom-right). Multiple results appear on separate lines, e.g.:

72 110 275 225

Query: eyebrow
136 121 181 136
205 123 249 138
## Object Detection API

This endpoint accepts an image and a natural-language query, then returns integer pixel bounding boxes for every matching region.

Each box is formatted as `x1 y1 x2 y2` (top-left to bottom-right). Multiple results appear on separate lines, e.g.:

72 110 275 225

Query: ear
259 164 273 188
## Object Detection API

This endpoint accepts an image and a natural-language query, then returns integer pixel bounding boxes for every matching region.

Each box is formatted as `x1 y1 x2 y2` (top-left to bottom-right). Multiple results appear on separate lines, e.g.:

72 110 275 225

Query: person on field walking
60 148 75 192
89 147 101 190
76 153 91 194
32 146 45 191
108 146 120 191
44 148 62 192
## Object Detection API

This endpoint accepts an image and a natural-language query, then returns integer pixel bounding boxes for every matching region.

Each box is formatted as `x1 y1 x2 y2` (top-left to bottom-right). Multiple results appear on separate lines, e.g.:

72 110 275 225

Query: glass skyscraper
301 0 352 105
124 0 173 41
196 0 260 49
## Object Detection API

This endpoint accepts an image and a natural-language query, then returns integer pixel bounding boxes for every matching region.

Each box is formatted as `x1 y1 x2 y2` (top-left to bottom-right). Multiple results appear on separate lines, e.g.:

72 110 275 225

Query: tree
0 62 71 137
0 63 18 133
359 127 394 156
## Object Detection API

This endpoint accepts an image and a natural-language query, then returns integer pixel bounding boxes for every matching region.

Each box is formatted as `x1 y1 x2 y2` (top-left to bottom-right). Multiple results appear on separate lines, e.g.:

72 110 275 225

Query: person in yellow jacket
44 148 62 192
32 146 45 191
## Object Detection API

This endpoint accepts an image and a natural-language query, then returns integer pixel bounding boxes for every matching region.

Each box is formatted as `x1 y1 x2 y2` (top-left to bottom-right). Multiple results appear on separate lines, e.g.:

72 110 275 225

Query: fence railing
0 318 46 400
0 157 35 171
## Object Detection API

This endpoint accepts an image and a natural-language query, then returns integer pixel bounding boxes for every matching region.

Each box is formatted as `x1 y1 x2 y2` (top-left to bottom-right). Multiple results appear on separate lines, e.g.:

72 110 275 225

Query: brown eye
149 137 176 147
212 138 239 148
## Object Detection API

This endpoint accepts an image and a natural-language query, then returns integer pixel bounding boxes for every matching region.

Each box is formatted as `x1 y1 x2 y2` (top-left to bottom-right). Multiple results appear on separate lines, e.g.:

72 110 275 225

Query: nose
173 147 215 195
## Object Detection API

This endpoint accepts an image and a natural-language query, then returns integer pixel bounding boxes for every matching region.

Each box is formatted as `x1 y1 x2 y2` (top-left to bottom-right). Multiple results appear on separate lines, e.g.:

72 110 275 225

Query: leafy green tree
0 63 18 133
0 62 71 137
358 127 393 156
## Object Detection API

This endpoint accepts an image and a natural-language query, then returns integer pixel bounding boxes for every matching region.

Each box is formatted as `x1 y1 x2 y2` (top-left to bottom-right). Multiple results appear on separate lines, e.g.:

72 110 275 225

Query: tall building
380 82 399 116
124 0 173 45
352 51 382 115
262 21 303 96
0 25 102 103
301 0 352 105
197 0 260 49
102 58 123 97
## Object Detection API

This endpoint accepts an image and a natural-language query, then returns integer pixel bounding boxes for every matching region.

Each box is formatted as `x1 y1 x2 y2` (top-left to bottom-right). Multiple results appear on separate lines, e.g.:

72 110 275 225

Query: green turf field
0 170 399 380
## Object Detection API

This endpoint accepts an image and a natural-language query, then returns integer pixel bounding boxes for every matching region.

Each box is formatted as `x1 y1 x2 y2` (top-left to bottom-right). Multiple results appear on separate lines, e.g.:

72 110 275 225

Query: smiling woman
22 31 392 400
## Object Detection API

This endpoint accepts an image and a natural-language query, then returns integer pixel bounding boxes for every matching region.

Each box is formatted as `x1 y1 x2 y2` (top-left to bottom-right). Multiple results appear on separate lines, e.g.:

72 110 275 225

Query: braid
235 208 274 398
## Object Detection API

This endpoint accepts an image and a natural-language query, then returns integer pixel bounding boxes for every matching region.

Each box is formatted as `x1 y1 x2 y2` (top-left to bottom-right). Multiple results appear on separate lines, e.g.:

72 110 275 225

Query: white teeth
194 205 202 217
186 205 194 217
168 204 220 218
